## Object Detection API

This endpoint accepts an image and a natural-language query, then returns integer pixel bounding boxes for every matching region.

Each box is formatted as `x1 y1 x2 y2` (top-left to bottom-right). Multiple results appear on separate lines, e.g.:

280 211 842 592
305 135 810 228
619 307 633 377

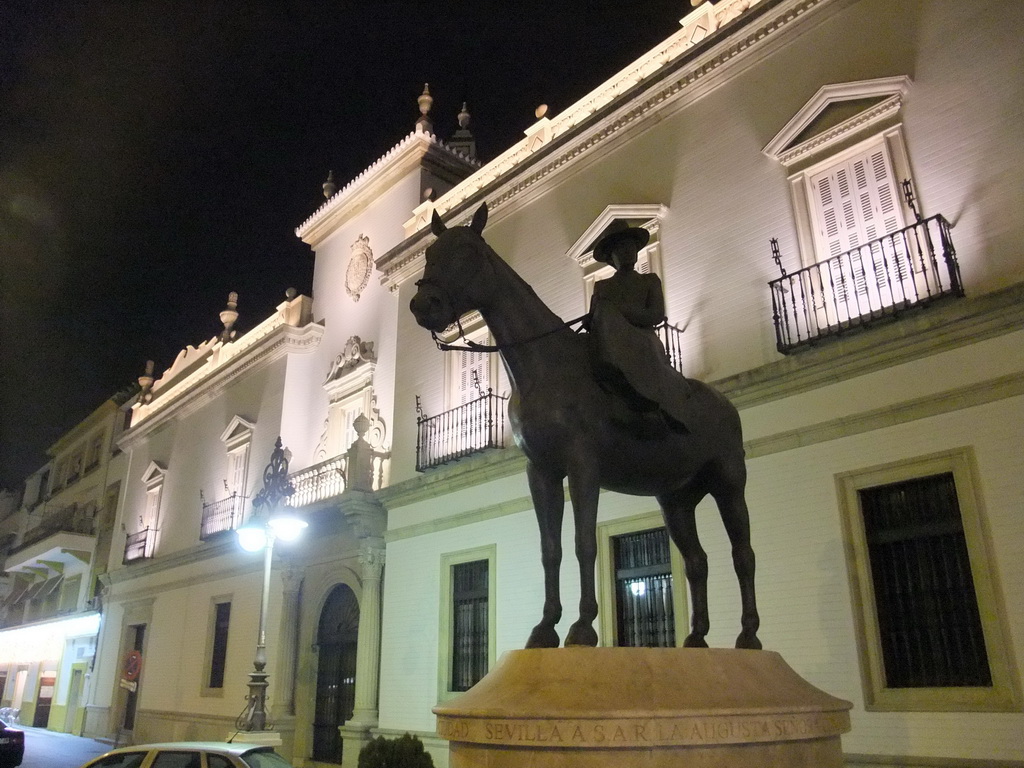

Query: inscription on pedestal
437 711 849 748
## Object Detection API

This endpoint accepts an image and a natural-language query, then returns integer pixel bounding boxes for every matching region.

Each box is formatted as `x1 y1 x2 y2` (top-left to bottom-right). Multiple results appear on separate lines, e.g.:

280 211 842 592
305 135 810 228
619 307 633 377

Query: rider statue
587 220 692 432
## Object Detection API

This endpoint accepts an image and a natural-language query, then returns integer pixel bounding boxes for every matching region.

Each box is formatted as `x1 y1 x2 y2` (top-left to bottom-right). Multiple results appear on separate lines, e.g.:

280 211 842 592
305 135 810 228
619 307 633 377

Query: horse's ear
469 203 488 235
430 210 447 237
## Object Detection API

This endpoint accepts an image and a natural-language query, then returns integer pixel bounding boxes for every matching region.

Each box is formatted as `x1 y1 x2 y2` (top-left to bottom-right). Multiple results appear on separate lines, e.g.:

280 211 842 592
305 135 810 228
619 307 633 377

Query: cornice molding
120 322 324 448
296 133 479 247
377 0 835 291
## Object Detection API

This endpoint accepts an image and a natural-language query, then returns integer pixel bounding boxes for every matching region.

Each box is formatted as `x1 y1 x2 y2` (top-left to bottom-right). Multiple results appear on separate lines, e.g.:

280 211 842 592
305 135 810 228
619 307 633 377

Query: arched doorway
313 584 359 763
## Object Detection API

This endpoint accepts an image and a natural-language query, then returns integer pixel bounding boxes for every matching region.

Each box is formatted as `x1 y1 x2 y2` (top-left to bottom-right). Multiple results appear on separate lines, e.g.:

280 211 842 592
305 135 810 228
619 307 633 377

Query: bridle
414 275 587 353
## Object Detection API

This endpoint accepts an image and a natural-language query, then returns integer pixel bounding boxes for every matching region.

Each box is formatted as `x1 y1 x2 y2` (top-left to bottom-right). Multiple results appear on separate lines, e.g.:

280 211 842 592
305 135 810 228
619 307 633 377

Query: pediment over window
141 461 167 486
566 204 668 268
220 415 256 446
763 76 912 167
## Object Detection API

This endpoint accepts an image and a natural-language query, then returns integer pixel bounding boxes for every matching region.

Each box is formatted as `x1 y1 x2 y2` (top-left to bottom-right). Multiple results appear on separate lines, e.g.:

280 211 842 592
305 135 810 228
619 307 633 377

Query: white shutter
636 250 652 275
457 349 489 404
811 144 907 300
145 488 160 527
228 447 247 496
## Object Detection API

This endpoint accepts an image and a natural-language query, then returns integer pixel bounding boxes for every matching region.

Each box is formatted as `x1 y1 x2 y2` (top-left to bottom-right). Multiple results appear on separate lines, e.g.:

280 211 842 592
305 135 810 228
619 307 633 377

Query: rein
431 314 589 353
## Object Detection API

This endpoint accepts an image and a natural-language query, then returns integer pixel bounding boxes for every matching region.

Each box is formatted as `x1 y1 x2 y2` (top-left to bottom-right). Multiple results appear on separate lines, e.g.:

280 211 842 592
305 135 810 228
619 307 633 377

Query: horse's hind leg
658 484 711 648
525 463 565 648
711 459 761 650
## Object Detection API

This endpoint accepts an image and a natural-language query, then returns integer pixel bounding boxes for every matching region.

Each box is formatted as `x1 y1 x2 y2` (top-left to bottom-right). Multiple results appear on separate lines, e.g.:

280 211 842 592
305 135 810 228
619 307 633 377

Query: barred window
860 473 989 688
451 559 489 692
208 602 231 689
613 528 675 648
838 450 1017 712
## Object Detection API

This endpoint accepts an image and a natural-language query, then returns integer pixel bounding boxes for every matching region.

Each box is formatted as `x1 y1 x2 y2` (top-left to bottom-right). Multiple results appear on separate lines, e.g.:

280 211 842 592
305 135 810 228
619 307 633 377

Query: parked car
78 742 293 768
0 718 24 768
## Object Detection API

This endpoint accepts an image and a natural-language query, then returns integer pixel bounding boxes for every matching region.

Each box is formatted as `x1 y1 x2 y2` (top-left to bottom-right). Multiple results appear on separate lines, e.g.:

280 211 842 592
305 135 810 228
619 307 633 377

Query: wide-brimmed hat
592 220 650 264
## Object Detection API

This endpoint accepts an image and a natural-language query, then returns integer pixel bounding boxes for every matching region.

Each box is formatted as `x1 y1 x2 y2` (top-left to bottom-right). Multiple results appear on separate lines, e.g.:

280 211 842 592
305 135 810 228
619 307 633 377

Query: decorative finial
322 170 337 199
285 287 297 300
450 101 477 159
138 360 155 403
219 291 239 343
535 104 548 120
416 83 433 134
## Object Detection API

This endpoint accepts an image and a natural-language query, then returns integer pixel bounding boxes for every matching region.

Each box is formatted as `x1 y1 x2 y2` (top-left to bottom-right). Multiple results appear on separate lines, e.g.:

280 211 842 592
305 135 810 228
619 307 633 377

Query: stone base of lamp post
225 729 283 747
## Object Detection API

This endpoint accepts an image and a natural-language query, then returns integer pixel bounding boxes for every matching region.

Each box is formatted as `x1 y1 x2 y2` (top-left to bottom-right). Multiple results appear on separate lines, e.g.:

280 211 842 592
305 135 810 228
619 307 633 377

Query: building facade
59 0 1024 766
0 393 130 733
373 1 1023 766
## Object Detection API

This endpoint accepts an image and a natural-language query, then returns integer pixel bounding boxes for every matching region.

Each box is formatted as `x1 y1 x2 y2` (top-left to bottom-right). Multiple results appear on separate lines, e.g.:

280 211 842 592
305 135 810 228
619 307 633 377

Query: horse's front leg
525 463 565 649
565 459 600 647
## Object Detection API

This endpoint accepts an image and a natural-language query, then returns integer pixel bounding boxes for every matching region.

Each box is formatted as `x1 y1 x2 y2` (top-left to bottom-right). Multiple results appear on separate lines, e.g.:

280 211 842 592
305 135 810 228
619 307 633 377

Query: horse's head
410 202 493 332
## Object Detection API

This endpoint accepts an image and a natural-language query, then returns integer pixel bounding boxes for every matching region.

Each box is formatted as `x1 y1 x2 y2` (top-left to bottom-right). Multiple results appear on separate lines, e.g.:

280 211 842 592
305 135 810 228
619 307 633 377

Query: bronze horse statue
410 203 761 650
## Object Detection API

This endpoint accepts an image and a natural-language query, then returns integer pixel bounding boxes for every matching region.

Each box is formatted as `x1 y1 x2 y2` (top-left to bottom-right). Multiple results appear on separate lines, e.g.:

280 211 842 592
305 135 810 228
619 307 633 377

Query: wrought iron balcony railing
656 320 687 375
200 493 245 540
12 506 94 554
416 389 508 472
769 214 963 353
123 527 152 564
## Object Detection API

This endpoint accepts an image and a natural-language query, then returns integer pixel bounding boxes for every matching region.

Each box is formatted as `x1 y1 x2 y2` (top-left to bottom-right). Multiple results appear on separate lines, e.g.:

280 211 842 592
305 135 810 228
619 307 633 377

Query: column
273 564 303 719
348 538 384 727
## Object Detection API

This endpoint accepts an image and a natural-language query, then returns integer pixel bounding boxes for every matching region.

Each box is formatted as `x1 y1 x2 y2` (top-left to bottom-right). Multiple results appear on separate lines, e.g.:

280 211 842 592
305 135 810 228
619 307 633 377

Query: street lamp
236 437 307 733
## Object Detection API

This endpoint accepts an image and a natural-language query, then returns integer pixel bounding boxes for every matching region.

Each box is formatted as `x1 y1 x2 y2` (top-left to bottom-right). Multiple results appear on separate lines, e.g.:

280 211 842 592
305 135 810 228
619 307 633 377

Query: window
439 546 495 700
207 601 231 690
67 448 84 485
136 462 166 559
206 757 232 768
150 752 201 768
442 316 496 408
317 336 377 461
598 513 686 647
85 431 104 472
764 78 924 318
566 203 667 308
89 753 147 768
613 528 676 647
837 449 1018 711
219 416 255 498
60 575 81 614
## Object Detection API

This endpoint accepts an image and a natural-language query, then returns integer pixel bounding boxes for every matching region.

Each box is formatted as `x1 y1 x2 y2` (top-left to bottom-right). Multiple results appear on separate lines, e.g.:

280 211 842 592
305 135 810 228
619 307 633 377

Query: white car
78 742 294 768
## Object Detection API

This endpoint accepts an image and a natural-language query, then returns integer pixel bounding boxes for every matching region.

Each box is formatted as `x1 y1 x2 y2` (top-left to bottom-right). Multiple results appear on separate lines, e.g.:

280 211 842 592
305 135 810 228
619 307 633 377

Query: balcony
200 493 245 540
289 455 348 508
123 528 152 564
769 215 963 353
416 389 508 472
290 424 391 507
13 506 94 553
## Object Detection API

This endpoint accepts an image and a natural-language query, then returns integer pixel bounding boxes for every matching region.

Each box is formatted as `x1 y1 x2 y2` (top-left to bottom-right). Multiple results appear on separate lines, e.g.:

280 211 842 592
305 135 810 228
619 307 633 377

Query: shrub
357 733 435 768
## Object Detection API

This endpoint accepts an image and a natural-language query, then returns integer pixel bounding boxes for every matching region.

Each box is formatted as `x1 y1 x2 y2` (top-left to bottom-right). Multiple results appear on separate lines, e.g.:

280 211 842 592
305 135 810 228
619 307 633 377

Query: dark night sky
0 1 691 489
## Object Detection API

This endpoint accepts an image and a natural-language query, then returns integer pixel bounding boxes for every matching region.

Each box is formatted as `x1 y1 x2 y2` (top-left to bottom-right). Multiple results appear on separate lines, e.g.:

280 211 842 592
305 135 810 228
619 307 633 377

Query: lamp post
236 437 307 733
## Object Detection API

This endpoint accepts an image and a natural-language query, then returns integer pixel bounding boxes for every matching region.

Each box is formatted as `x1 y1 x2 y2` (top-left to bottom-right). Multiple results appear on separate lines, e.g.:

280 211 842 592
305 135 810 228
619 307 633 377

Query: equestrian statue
410 203 761 650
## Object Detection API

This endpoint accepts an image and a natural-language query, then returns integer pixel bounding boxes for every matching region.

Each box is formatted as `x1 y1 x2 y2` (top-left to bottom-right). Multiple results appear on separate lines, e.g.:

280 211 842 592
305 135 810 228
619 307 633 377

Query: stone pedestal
433 648 851 767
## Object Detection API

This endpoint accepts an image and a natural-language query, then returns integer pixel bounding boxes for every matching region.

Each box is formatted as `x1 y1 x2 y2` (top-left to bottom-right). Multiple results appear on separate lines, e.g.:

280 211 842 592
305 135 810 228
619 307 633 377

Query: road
18 725 109 768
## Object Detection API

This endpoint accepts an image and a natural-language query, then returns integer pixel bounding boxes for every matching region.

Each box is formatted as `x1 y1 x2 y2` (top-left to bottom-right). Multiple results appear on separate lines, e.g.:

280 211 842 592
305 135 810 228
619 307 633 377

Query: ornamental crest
346 234 373 302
